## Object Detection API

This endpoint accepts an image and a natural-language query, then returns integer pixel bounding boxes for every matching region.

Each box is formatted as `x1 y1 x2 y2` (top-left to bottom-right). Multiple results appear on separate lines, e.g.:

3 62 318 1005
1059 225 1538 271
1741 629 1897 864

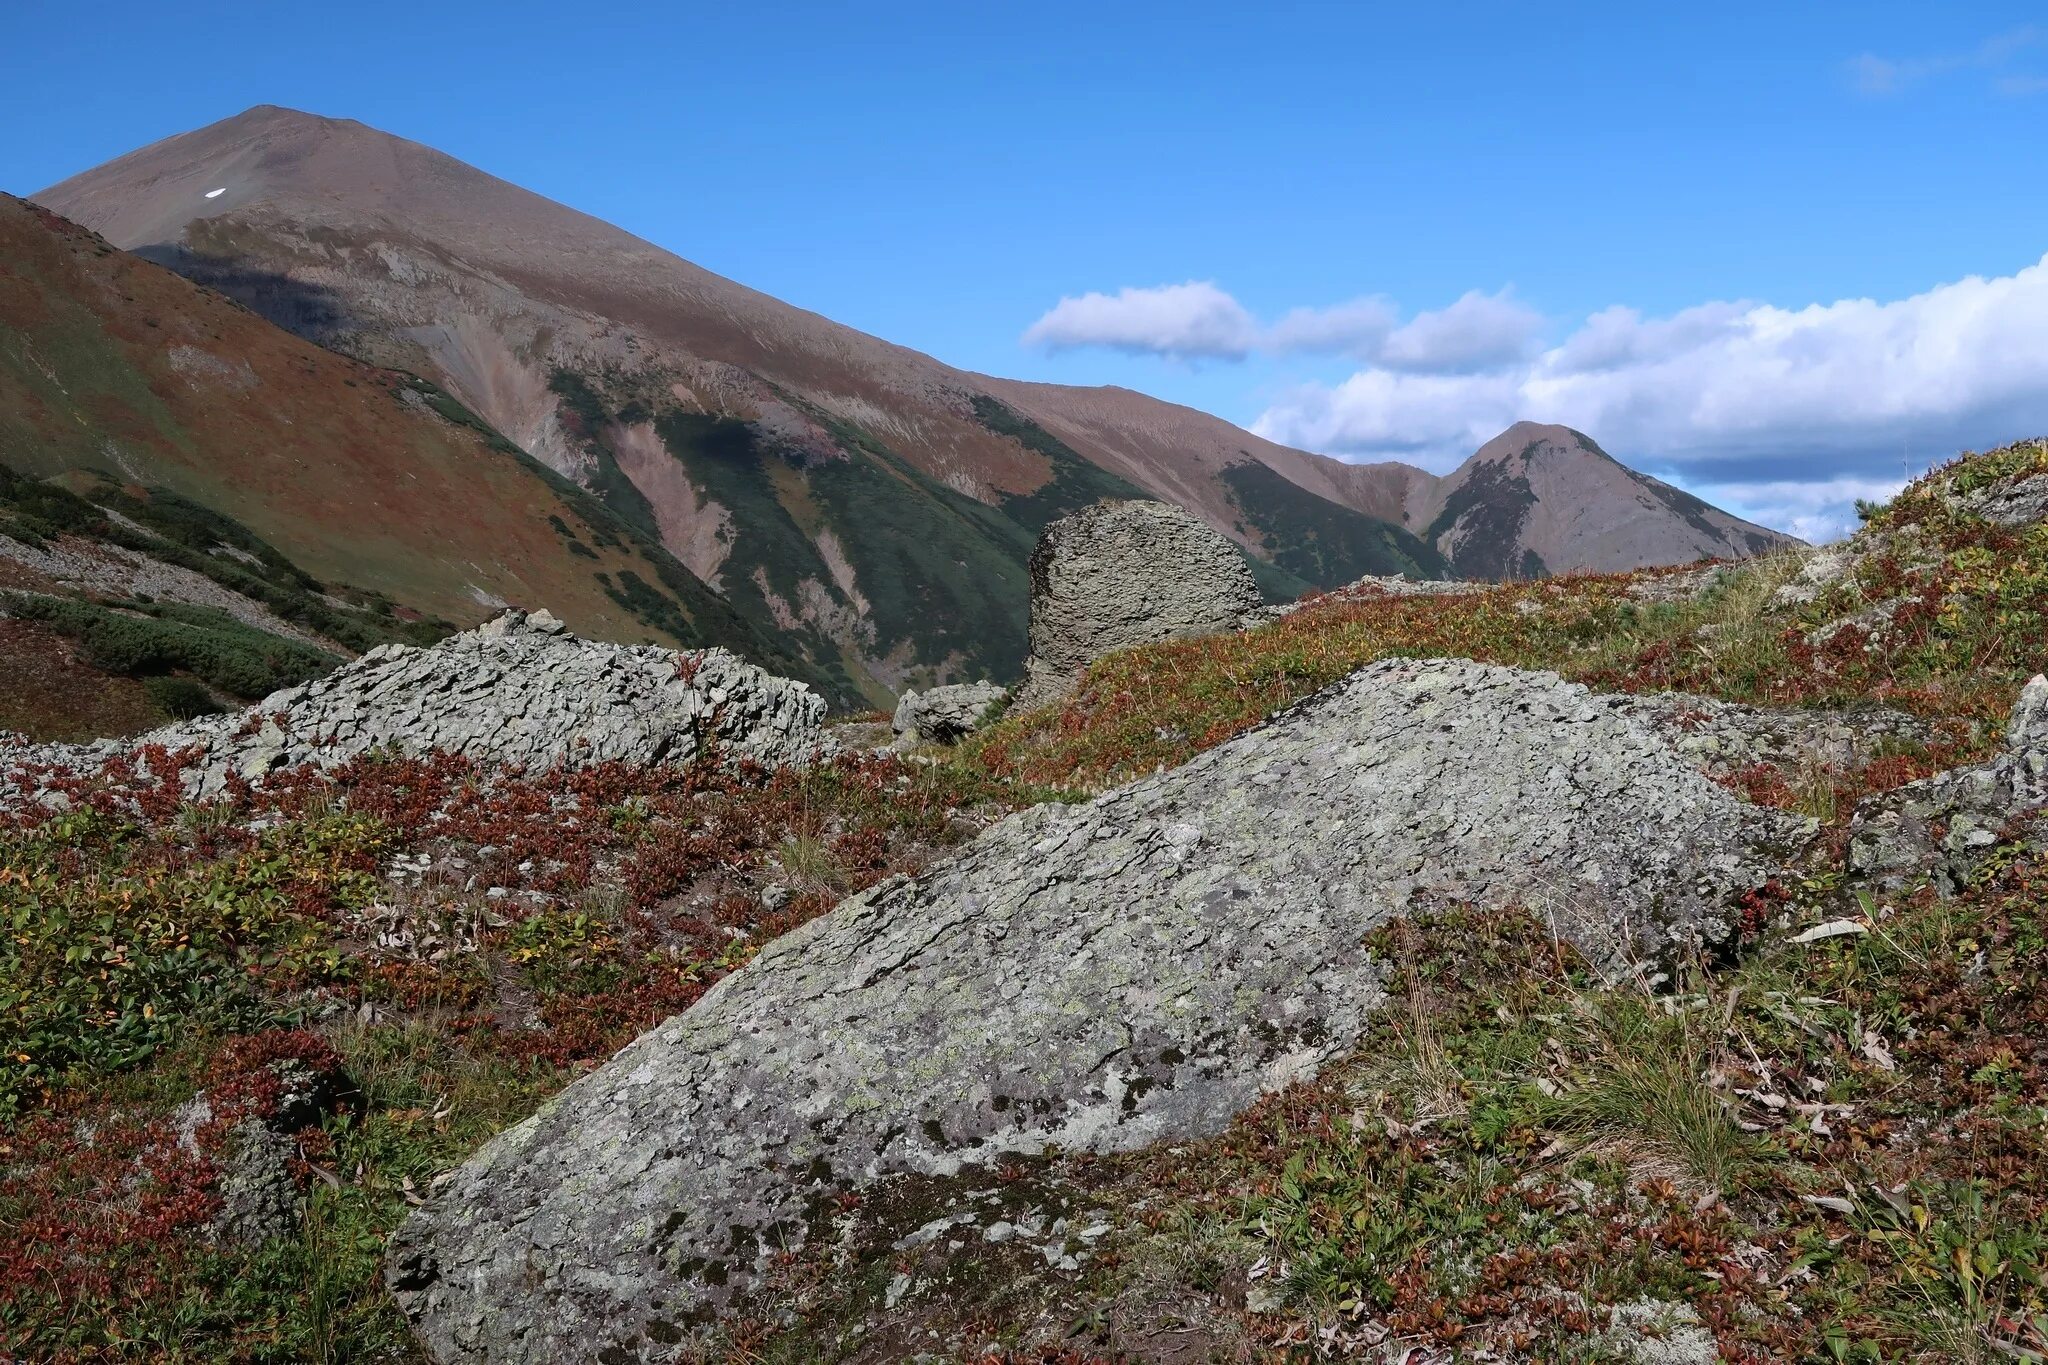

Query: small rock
209 1120 299 1248
8 611 827 801
892 681 1006 747
1791 920 1869 943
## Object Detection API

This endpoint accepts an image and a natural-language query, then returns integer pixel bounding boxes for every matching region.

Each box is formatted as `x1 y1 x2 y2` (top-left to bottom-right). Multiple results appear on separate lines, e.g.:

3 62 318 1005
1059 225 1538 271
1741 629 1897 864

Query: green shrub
2 593 340 699
141 674 224 720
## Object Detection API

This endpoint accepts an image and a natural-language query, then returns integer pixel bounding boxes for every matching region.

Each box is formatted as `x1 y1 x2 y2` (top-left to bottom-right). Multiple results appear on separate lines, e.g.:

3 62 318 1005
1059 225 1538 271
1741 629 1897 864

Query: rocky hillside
0 194 822 720
34 106 1789 701
0 436 2040 1363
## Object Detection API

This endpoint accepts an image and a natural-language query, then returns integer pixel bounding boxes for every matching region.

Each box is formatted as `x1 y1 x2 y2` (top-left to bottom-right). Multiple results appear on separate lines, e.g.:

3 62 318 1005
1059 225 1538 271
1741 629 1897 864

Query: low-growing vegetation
0 741 1035 1360
4 594 340 701
0 465 456 658
722 850 2047 1363
3 439 2046 1362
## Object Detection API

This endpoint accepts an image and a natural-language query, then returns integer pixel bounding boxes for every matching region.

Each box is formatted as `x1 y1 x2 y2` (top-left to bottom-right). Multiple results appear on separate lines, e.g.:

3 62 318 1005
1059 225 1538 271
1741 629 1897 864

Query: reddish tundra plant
0 740 1027 1360
2 440 2046 1363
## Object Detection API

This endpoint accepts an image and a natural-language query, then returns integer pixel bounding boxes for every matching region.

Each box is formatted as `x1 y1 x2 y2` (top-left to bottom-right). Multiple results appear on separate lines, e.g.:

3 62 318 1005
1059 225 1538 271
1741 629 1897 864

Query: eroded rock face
11 610 825 796
1850 675 2048 892
892 680 1006 747
388 657 1801 1363
1014 500 1262 708
1959 471 2048 529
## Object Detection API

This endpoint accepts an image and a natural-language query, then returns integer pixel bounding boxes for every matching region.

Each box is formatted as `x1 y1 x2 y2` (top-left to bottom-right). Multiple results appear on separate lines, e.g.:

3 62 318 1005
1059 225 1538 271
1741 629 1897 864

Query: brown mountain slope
34 106 1791 695
0 194 814 695
1409 423 1795 579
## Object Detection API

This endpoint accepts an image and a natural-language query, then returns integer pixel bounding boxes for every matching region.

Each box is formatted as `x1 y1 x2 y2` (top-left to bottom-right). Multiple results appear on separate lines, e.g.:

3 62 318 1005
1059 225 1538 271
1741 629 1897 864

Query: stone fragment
1959 470 2048 529
208 1120 300 1248
1849 675 2048 892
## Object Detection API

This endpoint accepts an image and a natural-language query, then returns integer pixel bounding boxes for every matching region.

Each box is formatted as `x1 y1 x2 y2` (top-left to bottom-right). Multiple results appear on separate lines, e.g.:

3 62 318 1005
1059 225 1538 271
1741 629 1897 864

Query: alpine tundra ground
4 440 2046 1363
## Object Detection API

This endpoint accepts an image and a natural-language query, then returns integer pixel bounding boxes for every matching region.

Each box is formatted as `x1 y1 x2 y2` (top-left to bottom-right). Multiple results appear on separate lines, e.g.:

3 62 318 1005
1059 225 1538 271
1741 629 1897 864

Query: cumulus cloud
1266 297 1398 358
1021 281 1258 359
1248 252 2048 535
1378 289 1545 372
1257 253 2048 467
1024 283 1539 369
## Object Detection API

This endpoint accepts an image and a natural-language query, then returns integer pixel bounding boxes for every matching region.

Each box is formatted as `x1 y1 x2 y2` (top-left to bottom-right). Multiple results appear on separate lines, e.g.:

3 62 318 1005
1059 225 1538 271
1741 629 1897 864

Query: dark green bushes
3 594 339 699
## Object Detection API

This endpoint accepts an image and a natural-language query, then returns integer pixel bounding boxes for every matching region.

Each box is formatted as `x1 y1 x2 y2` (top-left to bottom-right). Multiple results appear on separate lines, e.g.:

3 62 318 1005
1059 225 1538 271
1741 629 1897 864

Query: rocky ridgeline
4 610 826 795
1014 499 1263 707
387 657 1805 1363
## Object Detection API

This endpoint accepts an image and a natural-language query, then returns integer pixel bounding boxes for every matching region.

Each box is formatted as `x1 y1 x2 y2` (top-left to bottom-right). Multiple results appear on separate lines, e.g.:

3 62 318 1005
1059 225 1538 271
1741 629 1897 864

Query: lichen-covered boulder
891 680 1006 746
387 657 1802 1363
1850 675 2048 891
12 610 825 796
1014 500 1262 708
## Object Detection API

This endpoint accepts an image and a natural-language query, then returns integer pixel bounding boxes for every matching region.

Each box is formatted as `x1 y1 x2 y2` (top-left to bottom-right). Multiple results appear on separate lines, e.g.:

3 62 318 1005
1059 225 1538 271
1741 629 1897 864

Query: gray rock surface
1959 470 2048 528
8 610 825 797
209 1120 301 1248
1769 547 1855 607
1608 691 1934 778
1850 675 2048 892
387 657 1801 1363
892 680 1007 746
1014 500 1262 709
1625 563 1737 603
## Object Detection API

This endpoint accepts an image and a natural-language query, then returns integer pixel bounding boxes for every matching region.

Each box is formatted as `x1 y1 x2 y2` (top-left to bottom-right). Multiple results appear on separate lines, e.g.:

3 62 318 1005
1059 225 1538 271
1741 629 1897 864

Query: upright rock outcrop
388 657 1802 1363
1014 500 1263 708
1850 675 2048 891
12 610 825 795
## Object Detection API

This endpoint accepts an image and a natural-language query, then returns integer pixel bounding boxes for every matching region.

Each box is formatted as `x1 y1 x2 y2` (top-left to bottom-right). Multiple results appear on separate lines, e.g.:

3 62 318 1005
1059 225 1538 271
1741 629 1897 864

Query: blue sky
5 1 2047 538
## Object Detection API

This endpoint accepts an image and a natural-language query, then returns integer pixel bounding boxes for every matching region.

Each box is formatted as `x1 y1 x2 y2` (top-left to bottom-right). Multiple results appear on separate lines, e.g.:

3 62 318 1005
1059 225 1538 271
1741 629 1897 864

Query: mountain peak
1470 421 1616 468
1413 421 1795 578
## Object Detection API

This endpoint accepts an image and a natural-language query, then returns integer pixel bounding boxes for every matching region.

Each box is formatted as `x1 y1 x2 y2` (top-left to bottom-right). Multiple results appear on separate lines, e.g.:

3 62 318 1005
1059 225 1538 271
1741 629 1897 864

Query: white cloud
1248 253 2048 537
1377 288 1545 372
1548 301 1752 374
1266 296 1397 358
1024 283 1539 369
1257 252 2048 461
1849 25 2044 96
1021 281 1258 359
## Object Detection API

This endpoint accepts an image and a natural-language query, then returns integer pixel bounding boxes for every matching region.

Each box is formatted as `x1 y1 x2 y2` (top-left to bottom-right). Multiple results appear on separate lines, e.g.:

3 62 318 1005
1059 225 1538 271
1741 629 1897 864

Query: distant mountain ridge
33 105 1796 698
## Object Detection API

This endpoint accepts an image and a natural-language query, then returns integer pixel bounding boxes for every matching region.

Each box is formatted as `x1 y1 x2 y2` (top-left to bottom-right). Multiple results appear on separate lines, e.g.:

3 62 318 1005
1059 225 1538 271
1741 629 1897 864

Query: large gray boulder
891 680 1006 746
387 657 1801 1363
1014 500 1262 708
14 609 825 797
